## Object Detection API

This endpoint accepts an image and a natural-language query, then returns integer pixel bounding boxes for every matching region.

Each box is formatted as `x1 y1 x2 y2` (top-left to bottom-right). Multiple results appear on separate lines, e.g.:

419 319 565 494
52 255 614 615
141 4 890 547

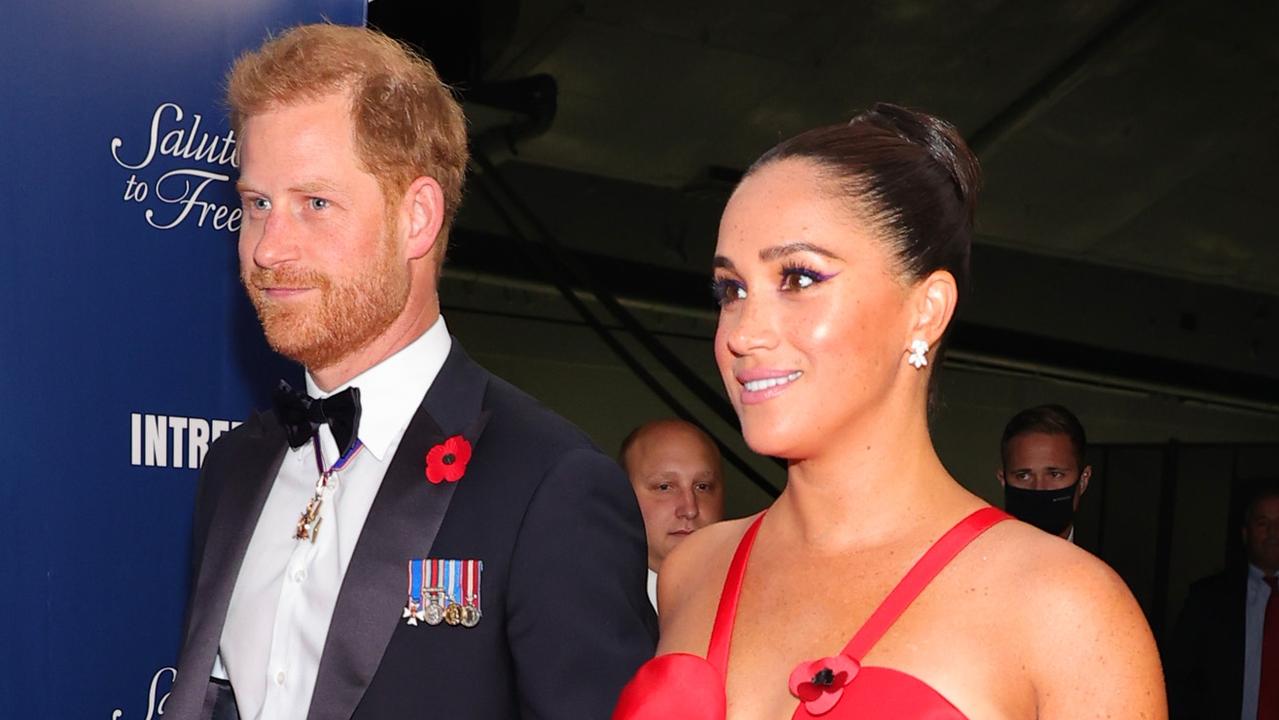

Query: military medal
424 594 445 625
460 559 483 628
404 558 483 628
461 605 481 628
444 603 462 626
442 558 463 625
423 560 446 625
402 559 426 626
295 436 364 543
295 493 323 542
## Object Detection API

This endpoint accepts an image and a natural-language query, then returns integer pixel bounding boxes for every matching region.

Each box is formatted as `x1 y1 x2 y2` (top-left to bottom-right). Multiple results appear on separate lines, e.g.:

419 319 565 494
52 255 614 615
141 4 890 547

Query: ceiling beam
967 0 1164 157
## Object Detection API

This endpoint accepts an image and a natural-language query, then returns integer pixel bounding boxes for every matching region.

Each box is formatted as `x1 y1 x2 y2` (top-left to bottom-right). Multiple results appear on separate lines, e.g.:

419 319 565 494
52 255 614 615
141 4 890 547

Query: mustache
244 266 330 290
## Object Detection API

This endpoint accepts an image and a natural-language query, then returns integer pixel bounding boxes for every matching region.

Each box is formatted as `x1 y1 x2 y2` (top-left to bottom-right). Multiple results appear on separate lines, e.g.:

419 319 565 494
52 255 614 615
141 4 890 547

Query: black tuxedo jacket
1165 569 1247 720
167 341 657 719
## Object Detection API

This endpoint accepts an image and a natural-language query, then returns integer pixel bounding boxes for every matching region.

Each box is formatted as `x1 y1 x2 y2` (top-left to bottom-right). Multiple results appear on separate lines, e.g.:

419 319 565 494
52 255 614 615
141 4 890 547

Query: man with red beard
167 24 655 720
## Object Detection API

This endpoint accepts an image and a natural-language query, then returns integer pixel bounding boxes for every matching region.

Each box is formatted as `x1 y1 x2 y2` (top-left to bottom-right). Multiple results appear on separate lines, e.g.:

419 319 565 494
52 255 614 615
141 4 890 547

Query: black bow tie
272 380 362 457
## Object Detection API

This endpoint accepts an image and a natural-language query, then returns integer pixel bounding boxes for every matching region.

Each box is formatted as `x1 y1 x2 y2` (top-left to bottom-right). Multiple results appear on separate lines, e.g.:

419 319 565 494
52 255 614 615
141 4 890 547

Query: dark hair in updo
745 103 981 383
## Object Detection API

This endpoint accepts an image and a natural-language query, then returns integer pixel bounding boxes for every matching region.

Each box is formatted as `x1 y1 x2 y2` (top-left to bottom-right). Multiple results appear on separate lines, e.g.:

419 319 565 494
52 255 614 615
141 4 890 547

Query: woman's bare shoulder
655 514 761 650
978 520 1167 719
983 520 1135 604
660 515 759 602
976 520 1143 627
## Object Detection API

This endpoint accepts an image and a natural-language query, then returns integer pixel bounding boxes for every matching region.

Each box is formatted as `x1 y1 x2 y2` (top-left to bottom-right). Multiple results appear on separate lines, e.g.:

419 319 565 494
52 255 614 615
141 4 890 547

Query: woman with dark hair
613 104 1165 719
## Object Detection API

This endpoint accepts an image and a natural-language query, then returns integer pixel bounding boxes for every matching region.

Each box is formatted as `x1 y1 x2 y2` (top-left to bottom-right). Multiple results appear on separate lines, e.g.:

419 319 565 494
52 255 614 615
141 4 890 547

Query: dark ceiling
373 0 1279 296
362 0 1279 415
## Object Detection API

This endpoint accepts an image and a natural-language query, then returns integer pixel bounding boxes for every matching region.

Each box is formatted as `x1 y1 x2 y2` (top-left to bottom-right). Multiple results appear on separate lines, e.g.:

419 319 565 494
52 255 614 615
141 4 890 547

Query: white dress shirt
1242 563 1273 720
646 568 658 613
214 317 451 720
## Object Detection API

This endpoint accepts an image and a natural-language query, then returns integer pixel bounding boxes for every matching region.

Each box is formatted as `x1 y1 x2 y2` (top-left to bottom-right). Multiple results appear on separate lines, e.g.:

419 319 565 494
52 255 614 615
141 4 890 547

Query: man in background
1167 482 1279 720
997 404 1093 540
621 419 726 610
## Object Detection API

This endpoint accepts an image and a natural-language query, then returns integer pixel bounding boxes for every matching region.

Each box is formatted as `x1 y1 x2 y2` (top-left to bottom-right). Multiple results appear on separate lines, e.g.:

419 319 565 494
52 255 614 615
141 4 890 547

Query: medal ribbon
312 436 364 480
294 436 364 543
407 559 423 607
462 560 482 609
446 560 462 606
428 559 441 593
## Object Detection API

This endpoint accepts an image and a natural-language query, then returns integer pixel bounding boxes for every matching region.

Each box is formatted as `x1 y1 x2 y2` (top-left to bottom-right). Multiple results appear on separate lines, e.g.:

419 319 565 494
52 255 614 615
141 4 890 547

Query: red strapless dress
613 507 1009 719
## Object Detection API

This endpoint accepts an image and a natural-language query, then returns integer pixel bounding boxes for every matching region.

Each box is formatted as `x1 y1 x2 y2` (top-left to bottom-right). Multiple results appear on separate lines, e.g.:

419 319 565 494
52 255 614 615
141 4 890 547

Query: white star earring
907 339 930 369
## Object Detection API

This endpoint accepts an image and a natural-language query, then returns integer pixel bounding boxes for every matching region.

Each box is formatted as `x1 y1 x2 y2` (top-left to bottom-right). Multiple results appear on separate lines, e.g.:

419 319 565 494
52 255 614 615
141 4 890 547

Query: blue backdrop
0 2 365 716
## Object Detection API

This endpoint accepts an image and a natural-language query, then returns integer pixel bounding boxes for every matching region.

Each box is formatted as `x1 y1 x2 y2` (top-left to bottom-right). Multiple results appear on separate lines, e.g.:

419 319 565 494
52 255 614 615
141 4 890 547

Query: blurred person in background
997 404 1093 541
1168 481 1279 720
622 419 726 610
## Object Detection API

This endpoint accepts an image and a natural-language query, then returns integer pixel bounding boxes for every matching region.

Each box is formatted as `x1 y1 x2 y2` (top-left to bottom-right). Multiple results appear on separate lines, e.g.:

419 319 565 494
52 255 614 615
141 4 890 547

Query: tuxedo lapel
170 413 287 718
307 341 491 720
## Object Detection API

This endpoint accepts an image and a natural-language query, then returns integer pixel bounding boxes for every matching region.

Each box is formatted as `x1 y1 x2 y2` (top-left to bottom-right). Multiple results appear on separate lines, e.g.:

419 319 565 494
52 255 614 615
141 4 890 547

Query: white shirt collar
304 315 452 461
1248 563 1274 584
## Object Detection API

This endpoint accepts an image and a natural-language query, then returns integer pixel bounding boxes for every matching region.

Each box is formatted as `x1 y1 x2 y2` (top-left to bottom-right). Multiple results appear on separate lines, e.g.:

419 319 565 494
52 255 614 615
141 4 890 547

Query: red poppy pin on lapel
426 435 472 484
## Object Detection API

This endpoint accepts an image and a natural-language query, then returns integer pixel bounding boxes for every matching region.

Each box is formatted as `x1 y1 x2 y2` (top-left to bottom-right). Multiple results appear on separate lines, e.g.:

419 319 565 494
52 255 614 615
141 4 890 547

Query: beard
242 223 410 371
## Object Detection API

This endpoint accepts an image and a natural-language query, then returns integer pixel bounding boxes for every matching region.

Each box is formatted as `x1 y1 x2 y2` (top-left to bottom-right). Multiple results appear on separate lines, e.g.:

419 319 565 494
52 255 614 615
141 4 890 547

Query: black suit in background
1166 569 1247 720
167 340 658 719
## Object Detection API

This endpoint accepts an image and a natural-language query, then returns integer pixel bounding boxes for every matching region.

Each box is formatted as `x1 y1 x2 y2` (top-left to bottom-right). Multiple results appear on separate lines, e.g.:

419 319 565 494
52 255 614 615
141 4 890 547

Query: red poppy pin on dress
788 654 860 716
426 435 472 484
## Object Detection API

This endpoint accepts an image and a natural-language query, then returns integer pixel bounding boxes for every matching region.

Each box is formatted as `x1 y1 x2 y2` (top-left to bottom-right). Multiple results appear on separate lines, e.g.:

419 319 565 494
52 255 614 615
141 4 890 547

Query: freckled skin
711 165 911 462
655 159 1166 720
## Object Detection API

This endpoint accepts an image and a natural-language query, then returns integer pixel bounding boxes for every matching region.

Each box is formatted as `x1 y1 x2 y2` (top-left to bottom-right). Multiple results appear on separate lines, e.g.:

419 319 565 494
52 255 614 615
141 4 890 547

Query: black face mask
1004 480 1078 535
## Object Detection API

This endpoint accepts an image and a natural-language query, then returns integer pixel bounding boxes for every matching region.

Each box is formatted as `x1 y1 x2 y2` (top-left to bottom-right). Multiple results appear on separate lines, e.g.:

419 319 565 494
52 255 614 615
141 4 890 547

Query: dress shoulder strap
844 506 1009 660
705 512 766 675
